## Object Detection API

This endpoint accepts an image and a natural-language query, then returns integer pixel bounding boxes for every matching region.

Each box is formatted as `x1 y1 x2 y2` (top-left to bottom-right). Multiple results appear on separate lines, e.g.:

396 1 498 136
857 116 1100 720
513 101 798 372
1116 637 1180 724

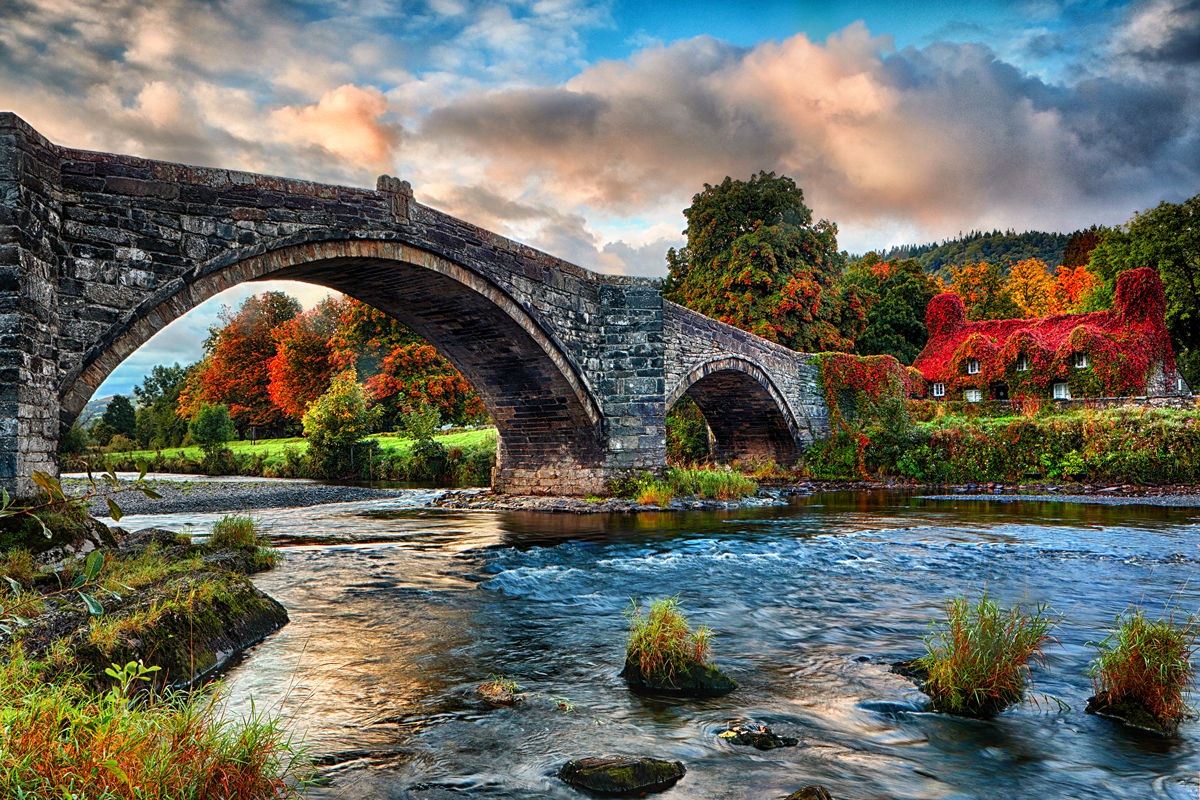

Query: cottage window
1015 353 1029 372
1053 382 1071 400
967 358 981 375
1180 376 1187 394
964 388 982 403
1074 352 1089 369
932 382 945 398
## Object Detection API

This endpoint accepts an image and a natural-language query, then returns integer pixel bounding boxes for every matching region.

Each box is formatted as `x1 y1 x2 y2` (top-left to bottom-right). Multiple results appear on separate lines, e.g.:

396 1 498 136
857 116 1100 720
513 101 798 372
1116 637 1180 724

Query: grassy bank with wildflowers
806 404 1200 485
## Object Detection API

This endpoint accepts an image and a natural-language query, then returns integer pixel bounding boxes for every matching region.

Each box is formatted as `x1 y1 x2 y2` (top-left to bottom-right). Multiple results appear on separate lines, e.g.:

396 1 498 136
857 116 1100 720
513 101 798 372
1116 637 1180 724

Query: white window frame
1074 352 1089 369
1053 382 1071 400
932 382 945 398
1015 353 1029 372
967 358 981 375
964 388 982 403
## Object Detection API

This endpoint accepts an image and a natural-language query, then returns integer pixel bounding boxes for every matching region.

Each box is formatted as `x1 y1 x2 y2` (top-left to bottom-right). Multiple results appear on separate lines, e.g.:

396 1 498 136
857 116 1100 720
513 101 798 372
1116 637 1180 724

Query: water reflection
144 490 1200 799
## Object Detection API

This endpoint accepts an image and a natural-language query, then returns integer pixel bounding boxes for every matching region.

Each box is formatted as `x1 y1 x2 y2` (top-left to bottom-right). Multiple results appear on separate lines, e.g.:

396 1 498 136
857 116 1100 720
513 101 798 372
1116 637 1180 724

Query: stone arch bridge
1 114 831 496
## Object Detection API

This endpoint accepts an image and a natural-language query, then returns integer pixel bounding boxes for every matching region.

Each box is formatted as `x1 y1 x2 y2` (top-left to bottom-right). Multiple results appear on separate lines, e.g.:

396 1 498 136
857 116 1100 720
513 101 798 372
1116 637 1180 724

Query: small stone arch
667 357 807 465
58 237 607 493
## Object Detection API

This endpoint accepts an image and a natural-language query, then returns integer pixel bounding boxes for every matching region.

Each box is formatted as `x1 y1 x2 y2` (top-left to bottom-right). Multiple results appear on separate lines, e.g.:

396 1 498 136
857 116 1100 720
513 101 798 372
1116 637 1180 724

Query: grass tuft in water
624 597 713 684
1088 607 1198 728
917 591 1057 717
209 513 277 567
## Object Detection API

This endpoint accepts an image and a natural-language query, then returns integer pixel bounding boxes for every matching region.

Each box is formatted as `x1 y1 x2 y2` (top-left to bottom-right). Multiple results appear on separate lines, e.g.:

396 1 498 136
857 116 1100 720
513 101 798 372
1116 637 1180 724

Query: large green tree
1088 193 1200 386
842 256 940 365
664 171 863 352
99 395 136 440
133 363 189 448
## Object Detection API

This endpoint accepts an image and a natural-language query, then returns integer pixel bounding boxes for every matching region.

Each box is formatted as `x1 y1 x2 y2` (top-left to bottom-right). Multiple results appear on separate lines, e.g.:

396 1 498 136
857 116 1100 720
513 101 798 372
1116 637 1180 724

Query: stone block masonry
0 112 830 496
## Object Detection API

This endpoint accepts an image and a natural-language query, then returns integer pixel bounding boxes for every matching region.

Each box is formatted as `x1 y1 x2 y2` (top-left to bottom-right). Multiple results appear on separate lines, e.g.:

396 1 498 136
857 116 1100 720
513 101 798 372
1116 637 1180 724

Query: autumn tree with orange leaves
177 292 301 435
267 297 347 420
330 299 485 429
663 172 864 352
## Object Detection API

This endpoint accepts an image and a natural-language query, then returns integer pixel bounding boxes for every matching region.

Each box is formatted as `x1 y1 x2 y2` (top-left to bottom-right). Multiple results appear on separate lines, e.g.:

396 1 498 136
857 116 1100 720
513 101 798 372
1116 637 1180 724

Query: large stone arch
668 356 807 465
58 239 606 493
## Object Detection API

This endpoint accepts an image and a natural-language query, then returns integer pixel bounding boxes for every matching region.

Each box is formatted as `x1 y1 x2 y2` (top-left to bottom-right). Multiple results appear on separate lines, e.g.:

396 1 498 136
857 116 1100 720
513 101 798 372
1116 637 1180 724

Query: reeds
625 597 713 684
1088 607 1198 727
918 592 1057 716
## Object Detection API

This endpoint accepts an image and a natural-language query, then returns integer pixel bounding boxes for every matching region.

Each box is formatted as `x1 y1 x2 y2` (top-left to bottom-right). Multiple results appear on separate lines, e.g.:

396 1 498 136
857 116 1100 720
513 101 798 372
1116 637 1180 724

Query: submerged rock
785 787 834 800
1085 695 1176 736
477 680 524 706
717 722 798 750
558 756 685 796
889 658 929 683
619 658 737 698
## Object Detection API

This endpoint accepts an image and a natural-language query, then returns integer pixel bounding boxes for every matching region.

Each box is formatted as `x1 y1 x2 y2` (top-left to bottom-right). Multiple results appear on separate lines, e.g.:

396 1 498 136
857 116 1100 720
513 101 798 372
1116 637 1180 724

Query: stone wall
1 115 62 495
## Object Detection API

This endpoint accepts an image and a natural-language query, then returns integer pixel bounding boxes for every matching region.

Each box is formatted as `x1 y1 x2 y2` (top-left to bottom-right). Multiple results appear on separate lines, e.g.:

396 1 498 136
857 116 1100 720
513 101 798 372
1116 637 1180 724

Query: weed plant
625 597 713 684
0 647 311 798
918 592 1057 717
616 467 758 506
1088 607 1198 727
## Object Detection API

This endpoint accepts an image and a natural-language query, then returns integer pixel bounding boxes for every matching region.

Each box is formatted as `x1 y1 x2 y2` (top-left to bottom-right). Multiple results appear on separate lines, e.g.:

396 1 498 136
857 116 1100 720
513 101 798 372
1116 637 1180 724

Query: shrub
625 597 713 685
302 370 381 478
666 396 709 463
1088 608 1198 728
188 403 235 466
209 514 277 568
918 592 1057 717
666 466 757 500
0 648 311 798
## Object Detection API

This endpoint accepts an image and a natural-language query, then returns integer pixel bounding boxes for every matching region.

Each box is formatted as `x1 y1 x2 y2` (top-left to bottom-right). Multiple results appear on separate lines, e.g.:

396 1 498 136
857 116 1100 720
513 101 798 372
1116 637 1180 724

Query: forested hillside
877 229 1072 277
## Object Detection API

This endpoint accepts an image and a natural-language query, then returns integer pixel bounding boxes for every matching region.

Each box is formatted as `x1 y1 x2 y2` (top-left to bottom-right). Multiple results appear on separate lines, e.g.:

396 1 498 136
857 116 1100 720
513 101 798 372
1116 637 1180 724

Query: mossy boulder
786 787 833 800
558 756 685 796
717 722 798 750
620 658 737 698
1085 695 1176 736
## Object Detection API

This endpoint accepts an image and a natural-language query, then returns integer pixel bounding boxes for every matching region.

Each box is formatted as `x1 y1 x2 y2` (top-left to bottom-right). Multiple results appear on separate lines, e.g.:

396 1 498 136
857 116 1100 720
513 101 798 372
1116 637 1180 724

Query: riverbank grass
619 466 758 506
625 597 713 684
918 592 1057 717
1088 607 1198 730
0 646 310 798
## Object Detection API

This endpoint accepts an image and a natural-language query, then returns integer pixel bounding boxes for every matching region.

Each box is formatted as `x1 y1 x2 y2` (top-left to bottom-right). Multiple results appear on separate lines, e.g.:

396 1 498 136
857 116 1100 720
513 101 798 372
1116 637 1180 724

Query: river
112 489 1200 799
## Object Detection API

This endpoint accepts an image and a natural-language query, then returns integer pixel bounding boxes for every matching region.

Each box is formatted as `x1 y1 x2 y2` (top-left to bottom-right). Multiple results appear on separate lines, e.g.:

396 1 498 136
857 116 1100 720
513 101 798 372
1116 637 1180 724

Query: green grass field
113 427 498 468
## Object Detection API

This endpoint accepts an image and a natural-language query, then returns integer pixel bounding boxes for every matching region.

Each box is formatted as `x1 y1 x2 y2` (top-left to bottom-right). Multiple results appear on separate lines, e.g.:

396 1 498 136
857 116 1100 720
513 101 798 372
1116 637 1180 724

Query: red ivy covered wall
912 267 1176 399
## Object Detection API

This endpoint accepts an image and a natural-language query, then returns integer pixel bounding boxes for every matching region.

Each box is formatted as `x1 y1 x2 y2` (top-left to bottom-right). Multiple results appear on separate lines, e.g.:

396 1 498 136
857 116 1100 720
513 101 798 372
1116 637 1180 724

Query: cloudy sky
3 0 1198 396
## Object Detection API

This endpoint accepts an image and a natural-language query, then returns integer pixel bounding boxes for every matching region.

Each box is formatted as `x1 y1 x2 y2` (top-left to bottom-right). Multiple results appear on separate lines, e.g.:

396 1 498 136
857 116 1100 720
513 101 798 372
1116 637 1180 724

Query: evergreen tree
100 395 136 439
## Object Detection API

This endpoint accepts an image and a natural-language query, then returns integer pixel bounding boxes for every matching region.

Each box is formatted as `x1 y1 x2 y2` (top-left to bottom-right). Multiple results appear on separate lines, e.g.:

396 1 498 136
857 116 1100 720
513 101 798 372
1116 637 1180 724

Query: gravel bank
64 477 417 517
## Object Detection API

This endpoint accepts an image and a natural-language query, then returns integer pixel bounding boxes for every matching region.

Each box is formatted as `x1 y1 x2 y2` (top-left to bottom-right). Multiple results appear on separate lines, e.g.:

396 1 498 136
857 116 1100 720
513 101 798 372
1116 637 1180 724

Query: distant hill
874 229 1073 279
78 396 114 426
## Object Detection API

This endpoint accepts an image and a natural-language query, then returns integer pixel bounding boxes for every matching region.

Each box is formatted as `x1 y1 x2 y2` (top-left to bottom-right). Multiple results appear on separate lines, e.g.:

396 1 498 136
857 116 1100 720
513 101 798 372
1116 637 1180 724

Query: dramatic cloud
415 22 1200 251
2 0 1197 268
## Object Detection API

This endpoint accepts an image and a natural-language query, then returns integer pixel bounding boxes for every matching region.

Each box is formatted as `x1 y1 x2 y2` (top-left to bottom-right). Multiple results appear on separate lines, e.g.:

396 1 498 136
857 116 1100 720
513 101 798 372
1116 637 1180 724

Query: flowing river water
111 489 1200 799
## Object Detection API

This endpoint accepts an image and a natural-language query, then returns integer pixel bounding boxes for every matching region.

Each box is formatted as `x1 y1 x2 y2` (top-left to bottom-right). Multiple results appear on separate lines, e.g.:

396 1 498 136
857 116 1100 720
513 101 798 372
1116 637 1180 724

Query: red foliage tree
178 292 301 434
329 299 486 428
267 297 347 420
